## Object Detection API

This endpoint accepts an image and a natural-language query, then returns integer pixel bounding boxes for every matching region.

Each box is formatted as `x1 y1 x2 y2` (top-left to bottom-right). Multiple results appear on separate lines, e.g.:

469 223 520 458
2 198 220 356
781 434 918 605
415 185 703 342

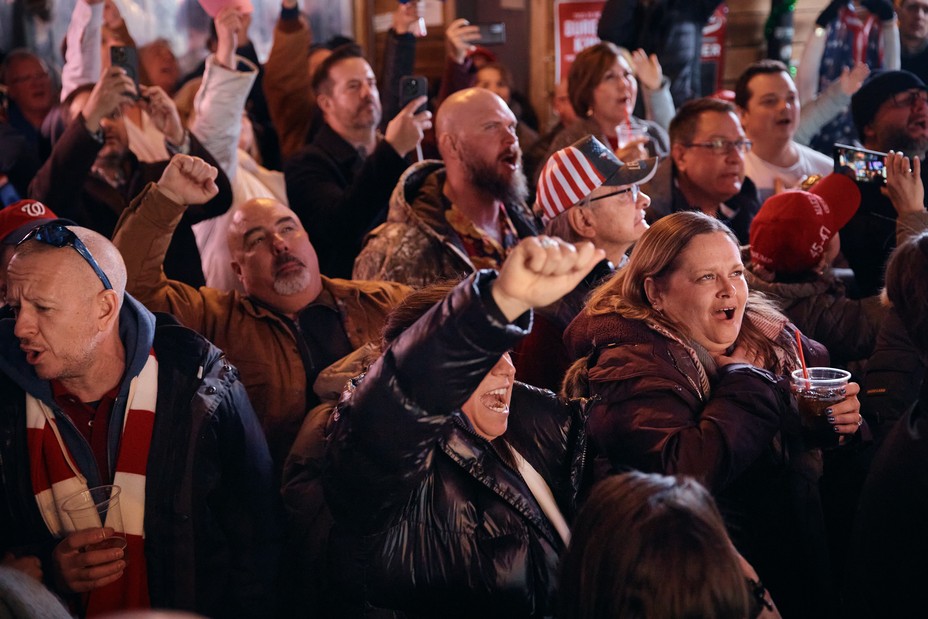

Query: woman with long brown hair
563 211 863 618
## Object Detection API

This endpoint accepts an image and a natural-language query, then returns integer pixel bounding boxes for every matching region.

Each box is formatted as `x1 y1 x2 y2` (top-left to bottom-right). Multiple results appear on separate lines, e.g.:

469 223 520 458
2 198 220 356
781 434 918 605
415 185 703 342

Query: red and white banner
554 0 605 84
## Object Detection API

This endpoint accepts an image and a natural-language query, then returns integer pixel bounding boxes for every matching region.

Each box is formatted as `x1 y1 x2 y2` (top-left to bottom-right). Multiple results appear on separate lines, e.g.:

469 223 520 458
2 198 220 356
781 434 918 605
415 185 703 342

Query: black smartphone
399 75 428 114
834 143 887 184
473 22 506 46
110 45 140 94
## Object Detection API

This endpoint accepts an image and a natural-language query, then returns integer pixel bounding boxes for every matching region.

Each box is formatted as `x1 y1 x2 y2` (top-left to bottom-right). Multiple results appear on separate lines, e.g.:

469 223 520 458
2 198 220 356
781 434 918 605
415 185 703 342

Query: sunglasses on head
17 223 113 291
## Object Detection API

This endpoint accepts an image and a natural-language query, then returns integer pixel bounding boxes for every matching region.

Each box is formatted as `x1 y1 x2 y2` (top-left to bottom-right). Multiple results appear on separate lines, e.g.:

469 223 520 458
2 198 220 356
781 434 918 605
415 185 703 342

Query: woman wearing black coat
323 237 602 617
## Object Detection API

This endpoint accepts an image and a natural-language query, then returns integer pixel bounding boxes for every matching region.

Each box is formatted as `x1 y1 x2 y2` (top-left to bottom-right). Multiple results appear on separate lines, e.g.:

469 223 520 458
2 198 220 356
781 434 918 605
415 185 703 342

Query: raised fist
156 154 220 206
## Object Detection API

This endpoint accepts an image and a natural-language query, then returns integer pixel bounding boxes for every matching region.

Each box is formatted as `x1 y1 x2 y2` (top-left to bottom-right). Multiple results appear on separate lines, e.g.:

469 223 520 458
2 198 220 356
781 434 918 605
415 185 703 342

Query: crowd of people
2 0 928 617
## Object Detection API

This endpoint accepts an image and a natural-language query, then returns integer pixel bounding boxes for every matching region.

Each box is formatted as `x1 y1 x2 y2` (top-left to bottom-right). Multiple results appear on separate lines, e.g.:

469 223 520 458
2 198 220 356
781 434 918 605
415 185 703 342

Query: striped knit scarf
27 351 157 616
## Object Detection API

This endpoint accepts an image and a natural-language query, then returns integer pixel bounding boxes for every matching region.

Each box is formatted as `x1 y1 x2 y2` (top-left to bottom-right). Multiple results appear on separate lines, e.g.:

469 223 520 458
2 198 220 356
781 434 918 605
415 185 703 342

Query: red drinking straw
795 328 810 384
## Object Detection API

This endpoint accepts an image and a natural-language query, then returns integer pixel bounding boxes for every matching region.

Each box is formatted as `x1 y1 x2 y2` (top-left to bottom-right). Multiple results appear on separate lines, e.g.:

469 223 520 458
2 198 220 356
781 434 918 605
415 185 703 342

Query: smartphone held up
834 143 888 185
110 45 142 100
399 75 428 162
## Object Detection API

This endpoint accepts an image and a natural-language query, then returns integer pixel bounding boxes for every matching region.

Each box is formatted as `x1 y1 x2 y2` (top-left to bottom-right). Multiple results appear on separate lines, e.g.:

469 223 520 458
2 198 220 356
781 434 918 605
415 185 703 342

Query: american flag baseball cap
536 135 658 223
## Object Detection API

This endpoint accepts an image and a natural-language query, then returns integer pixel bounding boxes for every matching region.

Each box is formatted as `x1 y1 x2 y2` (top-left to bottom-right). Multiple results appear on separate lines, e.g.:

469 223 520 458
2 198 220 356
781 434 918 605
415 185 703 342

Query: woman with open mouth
545 41 672 171
323 236 602 617
563 211 862 619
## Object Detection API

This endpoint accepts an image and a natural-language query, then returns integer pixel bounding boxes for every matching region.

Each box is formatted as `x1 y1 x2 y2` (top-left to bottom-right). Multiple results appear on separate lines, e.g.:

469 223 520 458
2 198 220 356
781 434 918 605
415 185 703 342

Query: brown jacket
263 15 314 161
112 183 409 467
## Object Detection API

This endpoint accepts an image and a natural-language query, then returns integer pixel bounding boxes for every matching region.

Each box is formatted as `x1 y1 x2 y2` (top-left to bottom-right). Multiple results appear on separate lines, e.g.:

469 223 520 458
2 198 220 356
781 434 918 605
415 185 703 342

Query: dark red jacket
563 309 834 618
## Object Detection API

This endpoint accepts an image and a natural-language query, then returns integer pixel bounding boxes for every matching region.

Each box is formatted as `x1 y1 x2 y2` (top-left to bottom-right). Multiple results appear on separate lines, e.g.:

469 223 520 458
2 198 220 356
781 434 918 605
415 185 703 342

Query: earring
585 108 593 117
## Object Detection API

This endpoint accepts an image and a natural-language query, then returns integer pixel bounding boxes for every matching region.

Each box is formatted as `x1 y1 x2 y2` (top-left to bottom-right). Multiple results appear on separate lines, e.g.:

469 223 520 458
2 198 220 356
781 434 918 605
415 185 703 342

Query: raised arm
190 7 259 178
112 155 220 331
379 2 419 128
30 67 137 219
631 49 675 131
61 0 103 102
436 19 479 104
325 238 603 529
263 0 313 160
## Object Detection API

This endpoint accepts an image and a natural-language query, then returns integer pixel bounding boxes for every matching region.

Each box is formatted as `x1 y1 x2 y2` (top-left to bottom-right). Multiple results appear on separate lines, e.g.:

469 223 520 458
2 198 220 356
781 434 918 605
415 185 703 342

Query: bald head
13 226 127 307
435 87 513 142
227 198 298 255
224 198 322 315
433 87 525 205
7 226 129 397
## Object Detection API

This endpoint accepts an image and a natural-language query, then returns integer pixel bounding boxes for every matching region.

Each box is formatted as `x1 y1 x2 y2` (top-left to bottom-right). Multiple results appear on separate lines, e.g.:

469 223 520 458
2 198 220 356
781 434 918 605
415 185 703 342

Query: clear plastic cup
790 367 850 449
61 484 128 551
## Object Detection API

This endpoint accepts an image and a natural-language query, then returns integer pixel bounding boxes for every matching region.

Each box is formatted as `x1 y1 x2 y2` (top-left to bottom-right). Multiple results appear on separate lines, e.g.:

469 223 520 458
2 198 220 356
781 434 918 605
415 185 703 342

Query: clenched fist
156 154 220 206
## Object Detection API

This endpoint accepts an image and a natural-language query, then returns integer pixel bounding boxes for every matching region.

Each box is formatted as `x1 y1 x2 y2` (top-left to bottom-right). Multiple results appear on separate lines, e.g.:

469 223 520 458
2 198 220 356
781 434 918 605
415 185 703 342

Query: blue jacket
0 296 280 618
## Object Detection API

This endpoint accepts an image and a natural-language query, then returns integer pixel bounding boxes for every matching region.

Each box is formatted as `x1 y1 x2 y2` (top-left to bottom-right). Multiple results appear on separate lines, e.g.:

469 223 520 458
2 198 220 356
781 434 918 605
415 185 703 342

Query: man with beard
353 87 540 287
112 154 409 473
845 70 928 296
284 44 432 279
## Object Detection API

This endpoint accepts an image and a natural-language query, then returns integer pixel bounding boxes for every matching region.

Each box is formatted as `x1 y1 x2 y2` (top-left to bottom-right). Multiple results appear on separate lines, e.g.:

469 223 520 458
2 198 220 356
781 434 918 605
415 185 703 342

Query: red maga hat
749 173 861 275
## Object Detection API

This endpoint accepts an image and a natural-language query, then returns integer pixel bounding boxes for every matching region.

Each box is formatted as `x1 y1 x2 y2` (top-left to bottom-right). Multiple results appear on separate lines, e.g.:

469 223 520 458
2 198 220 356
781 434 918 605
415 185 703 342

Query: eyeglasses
589 185 639 204
890 89 928 107
7 71 50 87
683 138 753 155
17 223 113 291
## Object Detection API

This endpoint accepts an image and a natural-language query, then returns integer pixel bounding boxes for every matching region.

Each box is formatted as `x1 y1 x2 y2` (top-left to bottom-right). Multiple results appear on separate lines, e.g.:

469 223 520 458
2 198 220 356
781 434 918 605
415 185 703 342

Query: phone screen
834 144 887 184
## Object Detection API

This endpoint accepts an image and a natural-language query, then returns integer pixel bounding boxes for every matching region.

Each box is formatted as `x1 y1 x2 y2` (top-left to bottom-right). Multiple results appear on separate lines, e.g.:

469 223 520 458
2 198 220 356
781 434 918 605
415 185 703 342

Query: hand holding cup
791 368 861 448
52 527 126 593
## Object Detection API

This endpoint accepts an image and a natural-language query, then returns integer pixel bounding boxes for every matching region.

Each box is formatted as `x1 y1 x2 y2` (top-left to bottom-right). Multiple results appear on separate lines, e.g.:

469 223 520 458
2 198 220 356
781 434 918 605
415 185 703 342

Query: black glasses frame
683 138 753 155
890 89 928 107
589 185 639 204
17 223 113 291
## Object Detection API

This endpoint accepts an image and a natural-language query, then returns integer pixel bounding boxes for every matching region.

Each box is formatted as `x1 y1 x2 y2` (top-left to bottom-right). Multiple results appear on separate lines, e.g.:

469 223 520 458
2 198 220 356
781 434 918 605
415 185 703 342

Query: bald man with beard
112 154 408 471
0 220 279 617
353 87 540 288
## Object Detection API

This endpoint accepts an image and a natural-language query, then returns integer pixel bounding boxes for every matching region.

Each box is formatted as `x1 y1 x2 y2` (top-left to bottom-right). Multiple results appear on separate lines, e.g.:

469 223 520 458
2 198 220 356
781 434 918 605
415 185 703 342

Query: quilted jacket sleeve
587 340 790 493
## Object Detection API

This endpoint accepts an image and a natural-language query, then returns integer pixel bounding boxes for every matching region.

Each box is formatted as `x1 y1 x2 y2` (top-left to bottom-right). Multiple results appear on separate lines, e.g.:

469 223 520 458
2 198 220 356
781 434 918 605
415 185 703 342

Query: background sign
554 0 605 84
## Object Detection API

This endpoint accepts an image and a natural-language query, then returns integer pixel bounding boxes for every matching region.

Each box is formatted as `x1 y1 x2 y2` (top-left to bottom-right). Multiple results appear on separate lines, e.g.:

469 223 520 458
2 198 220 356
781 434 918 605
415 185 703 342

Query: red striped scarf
27 350 157 616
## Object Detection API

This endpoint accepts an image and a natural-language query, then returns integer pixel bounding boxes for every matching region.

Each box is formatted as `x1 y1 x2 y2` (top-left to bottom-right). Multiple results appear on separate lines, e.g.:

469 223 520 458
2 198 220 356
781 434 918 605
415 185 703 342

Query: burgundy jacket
563 309 834 617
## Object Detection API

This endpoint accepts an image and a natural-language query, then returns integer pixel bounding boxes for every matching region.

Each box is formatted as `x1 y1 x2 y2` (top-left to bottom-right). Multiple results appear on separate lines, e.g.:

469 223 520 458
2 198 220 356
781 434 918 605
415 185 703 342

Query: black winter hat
851 70 928 138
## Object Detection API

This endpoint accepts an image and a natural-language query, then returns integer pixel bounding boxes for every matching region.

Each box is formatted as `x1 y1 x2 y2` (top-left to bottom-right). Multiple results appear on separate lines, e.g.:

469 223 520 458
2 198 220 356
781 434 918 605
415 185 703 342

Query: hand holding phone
110 45 140 98
399 75 428 115
834 143 887 184
473 22 506 46
882 150 925 215
389 76 432 162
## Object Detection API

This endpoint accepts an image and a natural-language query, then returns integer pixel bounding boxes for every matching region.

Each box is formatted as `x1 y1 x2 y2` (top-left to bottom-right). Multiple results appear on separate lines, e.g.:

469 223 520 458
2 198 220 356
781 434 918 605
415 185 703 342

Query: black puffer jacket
323 271 588 618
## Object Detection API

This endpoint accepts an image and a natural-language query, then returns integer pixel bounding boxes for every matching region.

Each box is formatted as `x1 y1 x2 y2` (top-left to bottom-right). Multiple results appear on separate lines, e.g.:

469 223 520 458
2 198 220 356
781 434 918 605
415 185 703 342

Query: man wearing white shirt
736 60 834 203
